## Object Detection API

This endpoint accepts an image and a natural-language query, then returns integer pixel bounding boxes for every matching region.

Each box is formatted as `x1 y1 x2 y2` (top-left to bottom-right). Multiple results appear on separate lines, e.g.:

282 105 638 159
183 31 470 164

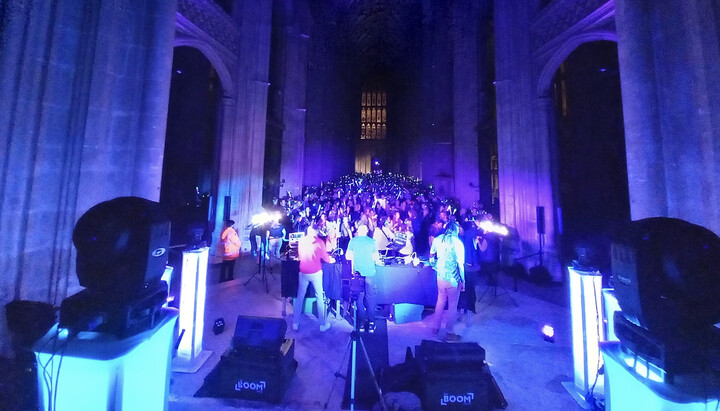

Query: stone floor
168 255 586 411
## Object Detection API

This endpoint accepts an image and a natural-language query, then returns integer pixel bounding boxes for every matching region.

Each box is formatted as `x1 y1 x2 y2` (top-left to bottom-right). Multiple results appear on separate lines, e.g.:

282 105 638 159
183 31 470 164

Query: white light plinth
172 247 212 373
34 310 178 411
601 288 621 342
562 266 605 407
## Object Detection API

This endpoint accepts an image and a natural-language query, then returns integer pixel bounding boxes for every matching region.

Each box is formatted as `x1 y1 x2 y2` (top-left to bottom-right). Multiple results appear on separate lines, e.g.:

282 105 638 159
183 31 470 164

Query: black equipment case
209 338 297 404
415 340 492 411
231 315 287 352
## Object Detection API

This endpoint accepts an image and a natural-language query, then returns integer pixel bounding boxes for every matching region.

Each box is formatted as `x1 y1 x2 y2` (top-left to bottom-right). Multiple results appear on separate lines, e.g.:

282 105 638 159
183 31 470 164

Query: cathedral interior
1 0 720 410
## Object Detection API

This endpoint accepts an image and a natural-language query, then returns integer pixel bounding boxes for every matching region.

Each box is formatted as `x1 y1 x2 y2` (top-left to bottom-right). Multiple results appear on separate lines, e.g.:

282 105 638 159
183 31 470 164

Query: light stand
477 264 518 308
516 232 545 265
325 293 386 411
244 227 275 293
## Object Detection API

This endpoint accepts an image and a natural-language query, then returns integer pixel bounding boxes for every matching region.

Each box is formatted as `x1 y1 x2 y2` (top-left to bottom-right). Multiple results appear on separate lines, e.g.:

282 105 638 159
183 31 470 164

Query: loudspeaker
200 339 297 404
536 206 545 235
232 316 287 353
415 340 486 371
223 196 231 224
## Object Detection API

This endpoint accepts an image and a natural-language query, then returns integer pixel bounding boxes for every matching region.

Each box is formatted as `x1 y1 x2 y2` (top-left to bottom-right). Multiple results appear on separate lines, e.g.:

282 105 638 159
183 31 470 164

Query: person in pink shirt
294 223 335 332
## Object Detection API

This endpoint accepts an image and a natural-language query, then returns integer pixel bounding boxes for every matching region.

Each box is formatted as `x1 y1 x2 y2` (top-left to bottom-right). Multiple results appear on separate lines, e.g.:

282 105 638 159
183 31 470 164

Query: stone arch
167 39 237 240
536 30 617 97
173 38 235 97
523 30 619 280
534 33 628 276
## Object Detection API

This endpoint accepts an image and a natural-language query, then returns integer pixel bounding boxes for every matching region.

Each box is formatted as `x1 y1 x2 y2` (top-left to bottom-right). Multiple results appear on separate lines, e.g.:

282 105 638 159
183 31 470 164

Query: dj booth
281 260 438 307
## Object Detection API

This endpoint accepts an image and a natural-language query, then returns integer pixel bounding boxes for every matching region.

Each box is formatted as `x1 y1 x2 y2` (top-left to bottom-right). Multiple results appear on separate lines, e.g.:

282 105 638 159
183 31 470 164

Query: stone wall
495 0 720 282
0 0 177 355
615 0 720 235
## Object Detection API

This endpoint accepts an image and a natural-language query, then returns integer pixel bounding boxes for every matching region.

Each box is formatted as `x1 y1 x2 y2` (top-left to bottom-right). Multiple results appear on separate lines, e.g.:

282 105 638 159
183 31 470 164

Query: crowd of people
265 172 503 264
240 172 509 340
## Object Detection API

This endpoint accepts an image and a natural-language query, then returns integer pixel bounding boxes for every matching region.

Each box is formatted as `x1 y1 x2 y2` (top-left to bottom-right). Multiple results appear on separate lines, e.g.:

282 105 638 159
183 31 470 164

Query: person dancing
294 223 335 332
429 221 465 341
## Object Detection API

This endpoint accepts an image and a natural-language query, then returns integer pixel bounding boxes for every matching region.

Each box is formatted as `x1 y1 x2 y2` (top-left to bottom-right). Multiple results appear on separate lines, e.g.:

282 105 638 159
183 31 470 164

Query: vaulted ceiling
321 0 423 79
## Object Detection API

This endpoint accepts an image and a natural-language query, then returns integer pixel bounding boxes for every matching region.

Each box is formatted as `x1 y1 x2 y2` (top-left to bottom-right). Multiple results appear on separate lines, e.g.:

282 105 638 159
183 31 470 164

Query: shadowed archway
161 46 224 246
550 41 630 272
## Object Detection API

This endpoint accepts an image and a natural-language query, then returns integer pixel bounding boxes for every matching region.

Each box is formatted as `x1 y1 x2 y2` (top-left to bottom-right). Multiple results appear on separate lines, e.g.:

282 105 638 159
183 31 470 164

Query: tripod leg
477 285 491 302
356 337 387 411
244 248 265 287
350 339 358 411
324 336 354 409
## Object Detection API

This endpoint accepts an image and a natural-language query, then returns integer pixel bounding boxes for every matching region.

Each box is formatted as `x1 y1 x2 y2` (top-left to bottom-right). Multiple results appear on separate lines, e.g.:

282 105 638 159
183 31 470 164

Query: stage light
213 318 225 335
251 211 281 226
478 220 509 236
541 325 555 343
611 217 720 339
35 197 178 411
71 196 170 297
61 197 171 337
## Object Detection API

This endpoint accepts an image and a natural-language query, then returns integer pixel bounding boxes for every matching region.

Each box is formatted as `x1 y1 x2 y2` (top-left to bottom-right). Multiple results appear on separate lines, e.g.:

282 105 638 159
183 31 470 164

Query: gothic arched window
361 90 387 140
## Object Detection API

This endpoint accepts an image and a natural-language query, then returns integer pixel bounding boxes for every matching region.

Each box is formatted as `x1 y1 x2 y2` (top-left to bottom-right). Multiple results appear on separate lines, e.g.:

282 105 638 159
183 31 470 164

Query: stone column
229 0 272 238
494 0 539 242
419 0 455 197
615 0 720 234
451 0 481 207
213 95 237 243
534 96 561 280
0 0 177 355
279 24 310 197
304 19 338 185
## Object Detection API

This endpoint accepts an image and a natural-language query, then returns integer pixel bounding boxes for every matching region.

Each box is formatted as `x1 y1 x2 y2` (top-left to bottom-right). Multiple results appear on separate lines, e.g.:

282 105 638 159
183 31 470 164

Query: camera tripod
325 297 387 411
244 229 275 293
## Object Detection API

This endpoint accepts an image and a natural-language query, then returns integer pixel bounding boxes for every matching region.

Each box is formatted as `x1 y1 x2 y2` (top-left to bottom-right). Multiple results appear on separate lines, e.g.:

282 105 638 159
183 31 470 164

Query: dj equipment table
281 260 438 306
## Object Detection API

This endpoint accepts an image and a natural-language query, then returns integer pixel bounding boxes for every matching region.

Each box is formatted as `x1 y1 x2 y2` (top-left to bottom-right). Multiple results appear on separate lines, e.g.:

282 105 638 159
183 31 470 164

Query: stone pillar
419 0 455 197
494 0 562 277
0 0 176 355
304 19 340 185
213 95 237 244
451 0 481 207
494 0 538 241
279 13 310 197
534 96 561 280
229 0 272 237
615 0 720 235
476 2 495 212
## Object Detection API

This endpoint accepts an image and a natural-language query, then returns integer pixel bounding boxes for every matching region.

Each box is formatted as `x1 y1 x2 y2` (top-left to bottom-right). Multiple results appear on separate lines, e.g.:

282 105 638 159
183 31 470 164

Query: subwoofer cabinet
209 338 297 404
415 340 493 411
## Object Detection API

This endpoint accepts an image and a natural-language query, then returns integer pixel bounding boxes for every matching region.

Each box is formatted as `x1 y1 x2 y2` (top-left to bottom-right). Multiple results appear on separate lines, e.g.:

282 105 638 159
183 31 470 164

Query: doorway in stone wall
161 46 222 247
551 41 630 274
